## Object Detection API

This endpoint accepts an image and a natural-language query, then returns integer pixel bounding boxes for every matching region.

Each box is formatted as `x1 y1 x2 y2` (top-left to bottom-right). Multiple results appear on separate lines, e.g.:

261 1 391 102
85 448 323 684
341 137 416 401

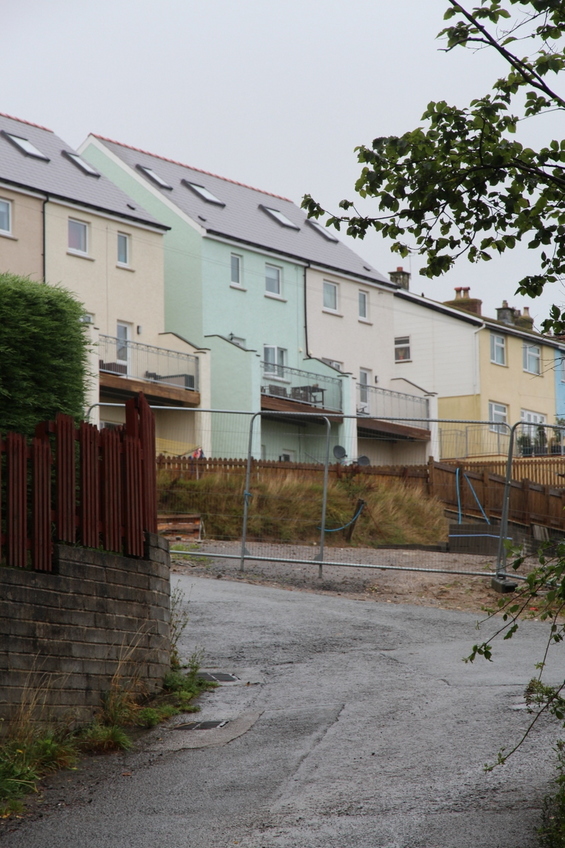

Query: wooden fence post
55 414 76 543
6 433 28 569
32 425 52 572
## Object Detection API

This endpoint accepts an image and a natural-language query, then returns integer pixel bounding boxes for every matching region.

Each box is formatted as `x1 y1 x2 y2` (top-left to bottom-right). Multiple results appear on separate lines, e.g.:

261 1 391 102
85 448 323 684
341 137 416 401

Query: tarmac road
3 574 565 848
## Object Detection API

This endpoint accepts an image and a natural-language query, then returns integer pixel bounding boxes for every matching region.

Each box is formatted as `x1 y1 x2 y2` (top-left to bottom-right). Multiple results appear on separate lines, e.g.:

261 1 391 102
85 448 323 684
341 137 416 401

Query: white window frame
394 336 411 362
520 409 547 439
265 264 282 297
321 357 342 371
116 322 131 372
490 332 506 366
359 368 371 404
488 401 508 433
68 218 88 255
323 281 339 312
117 232 130 266
0 198 11 235
230 253 243 287
523 342 541 375
358 290 369 320
263 345 287 379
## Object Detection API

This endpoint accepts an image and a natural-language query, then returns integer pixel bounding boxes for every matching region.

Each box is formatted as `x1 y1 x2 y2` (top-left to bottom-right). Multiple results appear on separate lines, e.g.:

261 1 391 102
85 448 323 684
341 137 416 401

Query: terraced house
392 285 565 459
0 113 206 450
79 134 433 462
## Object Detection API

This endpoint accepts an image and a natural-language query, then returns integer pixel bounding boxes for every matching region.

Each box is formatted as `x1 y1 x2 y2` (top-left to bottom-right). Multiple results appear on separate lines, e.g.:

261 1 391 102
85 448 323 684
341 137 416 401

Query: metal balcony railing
356 384 429 423
99 335 199 392
261 362 342 412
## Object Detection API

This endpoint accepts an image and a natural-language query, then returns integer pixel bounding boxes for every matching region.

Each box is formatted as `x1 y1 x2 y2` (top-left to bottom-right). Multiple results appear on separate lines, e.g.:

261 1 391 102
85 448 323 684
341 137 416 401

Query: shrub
0 273 89 435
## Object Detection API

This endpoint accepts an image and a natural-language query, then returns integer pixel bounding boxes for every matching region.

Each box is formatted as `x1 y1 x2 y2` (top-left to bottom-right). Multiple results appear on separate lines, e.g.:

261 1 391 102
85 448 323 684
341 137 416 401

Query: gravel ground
171 540 535 613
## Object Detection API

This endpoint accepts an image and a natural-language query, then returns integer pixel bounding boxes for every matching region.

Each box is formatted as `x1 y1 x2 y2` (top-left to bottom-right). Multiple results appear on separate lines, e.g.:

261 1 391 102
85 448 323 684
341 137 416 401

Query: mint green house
79 134 394 461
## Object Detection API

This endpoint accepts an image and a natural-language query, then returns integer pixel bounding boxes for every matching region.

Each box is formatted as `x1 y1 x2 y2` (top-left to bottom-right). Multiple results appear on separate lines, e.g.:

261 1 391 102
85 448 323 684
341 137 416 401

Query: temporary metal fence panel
141 403 523 581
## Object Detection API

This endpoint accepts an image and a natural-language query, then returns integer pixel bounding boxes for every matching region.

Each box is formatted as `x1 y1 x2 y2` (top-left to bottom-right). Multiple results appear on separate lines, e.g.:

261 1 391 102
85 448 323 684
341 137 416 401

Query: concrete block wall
0 533 170 725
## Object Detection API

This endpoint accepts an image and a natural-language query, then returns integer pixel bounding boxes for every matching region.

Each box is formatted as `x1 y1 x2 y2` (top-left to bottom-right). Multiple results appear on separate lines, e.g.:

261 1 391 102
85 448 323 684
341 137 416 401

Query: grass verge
158 471 448 546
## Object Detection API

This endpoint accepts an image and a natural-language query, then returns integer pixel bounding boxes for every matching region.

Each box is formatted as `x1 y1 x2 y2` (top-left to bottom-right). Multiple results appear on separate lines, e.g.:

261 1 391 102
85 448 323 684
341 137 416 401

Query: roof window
182 180 225 206
260 205 300 230
306 219 338 242
136 165 172 189
3 132 49 160
62 150 99 176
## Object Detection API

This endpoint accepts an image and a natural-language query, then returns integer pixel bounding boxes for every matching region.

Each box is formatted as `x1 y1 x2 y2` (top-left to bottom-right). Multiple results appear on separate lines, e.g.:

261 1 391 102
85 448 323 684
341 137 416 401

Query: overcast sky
4 0 564 324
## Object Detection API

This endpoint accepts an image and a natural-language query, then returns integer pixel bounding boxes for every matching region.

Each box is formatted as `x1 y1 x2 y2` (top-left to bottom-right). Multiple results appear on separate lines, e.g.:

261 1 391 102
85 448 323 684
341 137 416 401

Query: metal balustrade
356 383 429 423
99 335 199 392
261 362 342 412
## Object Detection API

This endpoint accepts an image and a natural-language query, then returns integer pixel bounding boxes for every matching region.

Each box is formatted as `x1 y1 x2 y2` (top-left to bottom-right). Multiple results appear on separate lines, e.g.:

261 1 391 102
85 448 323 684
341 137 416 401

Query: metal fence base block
491 576 518 593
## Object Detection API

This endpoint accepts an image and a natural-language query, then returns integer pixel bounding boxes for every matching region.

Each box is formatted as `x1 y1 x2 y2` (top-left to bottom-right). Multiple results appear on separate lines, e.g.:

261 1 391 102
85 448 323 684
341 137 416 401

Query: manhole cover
174 720 229 731
197 672 238 683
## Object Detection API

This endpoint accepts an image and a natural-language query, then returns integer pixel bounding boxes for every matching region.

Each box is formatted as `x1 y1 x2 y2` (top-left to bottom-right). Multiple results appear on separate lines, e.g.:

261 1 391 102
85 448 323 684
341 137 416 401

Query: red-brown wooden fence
0 393 156 571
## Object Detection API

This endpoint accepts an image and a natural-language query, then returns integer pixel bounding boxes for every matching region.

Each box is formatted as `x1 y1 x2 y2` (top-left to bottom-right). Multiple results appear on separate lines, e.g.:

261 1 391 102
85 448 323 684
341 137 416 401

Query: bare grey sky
4 0 564 323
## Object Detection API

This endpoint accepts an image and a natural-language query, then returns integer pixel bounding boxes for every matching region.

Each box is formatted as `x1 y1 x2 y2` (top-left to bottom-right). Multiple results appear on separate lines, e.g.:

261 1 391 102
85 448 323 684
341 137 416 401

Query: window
265 264 281 296
117 233 129 265
488 401 508 433
260 206 299 230
136 165 172 189
116 323 130 368
394 336 411 362
322 358 342 371
63 150 99 176
263 346 286 378
68 219 88 254
230 254 242 286
523 342 541 374
306 219 338 242
182 180 225 206
490 333 506 365
323 281 338 311
3 132 49 160
358 291 368 319
0 199 11 234
359 368 371 404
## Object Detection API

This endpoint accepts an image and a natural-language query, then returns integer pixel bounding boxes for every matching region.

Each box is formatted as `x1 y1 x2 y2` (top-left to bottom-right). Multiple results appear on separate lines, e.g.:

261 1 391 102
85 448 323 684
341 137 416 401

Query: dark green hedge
0 273 89 435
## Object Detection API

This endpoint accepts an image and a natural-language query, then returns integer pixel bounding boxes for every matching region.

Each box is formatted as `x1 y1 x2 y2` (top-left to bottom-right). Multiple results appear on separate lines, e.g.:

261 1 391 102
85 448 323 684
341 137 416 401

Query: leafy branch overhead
302 1 565 333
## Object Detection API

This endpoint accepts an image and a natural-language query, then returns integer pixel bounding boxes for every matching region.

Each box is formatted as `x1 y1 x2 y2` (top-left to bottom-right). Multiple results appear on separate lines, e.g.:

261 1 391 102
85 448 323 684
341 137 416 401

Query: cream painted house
392 285 564 459
0 113 208 453
305 265 436 464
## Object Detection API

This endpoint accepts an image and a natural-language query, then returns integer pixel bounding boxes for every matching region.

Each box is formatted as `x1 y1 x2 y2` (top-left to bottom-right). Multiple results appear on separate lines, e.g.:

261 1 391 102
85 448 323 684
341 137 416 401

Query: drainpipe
303 263 311 357
42 194 49 282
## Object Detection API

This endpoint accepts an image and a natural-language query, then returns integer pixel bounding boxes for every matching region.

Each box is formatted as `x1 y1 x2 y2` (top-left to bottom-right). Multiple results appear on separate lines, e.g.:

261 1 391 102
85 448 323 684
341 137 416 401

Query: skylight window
260 206 300 230
182 180 225 206
3 132 49 160
136 165 172 189
306 219 338 242
63 150 99 176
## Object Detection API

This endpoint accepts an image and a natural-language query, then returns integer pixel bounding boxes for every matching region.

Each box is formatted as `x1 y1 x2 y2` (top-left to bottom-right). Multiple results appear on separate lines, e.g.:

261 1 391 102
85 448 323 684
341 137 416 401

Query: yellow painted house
392 286 564 459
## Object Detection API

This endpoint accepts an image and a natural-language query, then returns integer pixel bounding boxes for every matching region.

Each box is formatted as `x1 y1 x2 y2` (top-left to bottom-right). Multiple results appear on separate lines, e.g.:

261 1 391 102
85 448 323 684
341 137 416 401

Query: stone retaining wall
0 533 170 724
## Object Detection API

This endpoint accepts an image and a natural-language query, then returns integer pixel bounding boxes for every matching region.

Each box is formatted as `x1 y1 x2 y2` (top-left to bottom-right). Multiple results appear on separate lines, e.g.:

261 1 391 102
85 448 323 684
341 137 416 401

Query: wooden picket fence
0 393 157 572
443 455 565 489
157 454 565 530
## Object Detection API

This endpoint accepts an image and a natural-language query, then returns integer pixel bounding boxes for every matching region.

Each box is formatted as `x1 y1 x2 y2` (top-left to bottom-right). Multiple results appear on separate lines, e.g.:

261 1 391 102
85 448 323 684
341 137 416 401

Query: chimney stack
515 305 534 330
443 287 482 316
389 266 410 290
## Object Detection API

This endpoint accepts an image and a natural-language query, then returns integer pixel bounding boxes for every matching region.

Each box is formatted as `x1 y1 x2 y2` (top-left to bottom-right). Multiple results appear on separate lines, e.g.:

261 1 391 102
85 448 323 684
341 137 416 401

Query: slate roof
0 114 164 230
89 135 391 286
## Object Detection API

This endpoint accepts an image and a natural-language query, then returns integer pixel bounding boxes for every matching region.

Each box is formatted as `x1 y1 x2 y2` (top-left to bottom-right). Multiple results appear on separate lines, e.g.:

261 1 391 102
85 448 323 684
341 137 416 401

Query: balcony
260 363 342 414
99 335 200 405
356 384 430 441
